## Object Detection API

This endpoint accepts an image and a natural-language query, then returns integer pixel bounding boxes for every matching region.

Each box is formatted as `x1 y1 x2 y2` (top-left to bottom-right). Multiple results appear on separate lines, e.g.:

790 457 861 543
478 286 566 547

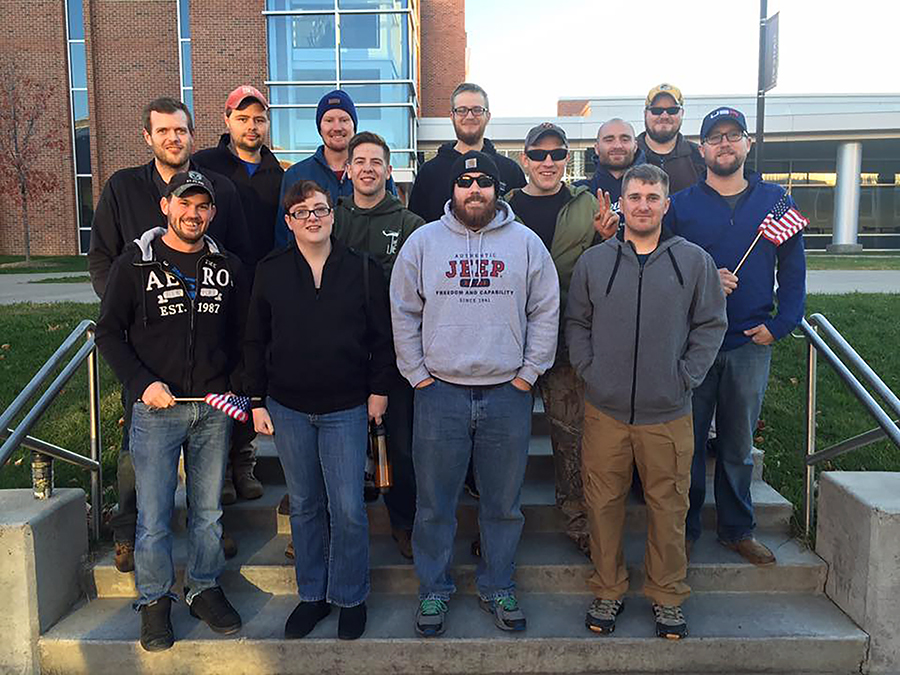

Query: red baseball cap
224 85 269 114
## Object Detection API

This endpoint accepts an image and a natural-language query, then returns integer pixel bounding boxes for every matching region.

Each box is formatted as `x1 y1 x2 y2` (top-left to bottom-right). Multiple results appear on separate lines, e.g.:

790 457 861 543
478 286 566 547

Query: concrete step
88 530 824 599
252 435 764 486
39 591 868 674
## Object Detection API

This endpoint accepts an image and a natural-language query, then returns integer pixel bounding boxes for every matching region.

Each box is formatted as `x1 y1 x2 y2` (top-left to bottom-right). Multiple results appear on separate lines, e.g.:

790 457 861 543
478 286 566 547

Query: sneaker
415 595 448 637
285 599 330 639
234 470 264 500
719 537 776 566
652 603 687 640
479 593 526 632
338 602 367 640
222 531 238 559
140 597 174 652
391 527 413 560
221 476 237 505
114 540 135 573
585 597 624 634
188 587 242 635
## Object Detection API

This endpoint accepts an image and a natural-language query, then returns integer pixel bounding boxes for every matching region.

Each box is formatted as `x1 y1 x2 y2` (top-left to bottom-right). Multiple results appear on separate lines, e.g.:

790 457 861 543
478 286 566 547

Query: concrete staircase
39 404 868 674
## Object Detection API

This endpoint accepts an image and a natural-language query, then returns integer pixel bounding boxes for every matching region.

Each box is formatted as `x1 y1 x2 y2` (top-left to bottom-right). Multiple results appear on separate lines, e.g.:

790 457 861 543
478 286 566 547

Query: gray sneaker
479 593 526 631
652 603 688 640
585 597 624 634
415 595 448 637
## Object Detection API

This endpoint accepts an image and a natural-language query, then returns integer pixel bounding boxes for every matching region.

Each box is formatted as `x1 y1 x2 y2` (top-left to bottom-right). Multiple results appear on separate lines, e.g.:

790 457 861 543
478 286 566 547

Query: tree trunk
20 182 31 263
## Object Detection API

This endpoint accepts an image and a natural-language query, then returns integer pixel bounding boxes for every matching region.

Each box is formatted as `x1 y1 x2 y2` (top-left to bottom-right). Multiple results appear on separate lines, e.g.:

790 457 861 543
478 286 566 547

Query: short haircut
348 131 390 163
283 180 332 213
597 117 635 140
227 97 266 117
622 163 670 198
143 97 194 134
451 82 490 111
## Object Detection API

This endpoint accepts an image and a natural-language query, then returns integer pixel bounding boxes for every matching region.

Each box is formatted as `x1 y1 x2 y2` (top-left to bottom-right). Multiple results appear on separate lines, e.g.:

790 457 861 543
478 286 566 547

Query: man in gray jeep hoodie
566 163 726 640
390 151 559 637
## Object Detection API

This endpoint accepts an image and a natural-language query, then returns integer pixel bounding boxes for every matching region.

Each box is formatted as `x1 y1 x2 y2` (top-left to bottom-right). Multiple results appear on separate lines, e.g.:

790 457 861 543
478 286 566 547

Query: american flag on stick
734 193 809 273
204 393 250 423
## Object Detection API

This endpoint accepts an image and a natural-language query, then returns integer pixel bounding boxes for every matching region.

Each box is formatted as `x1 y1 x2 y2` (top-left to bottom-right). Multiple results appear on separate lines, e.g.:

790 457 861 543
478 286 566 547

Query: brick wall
419 0 466 118
558 99 590 117
0 1 77 256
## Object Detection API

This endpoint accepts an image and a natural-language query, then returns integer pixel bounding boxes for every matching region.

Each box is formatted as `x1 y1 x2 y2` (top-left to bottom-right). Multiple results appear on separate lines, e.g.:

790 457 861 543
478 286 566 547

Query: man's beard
451 193 498 231
707 151 744 177
598 152 634 171
453 119 485 147
170 218 205 245
152 142 190 170
646 125 679 144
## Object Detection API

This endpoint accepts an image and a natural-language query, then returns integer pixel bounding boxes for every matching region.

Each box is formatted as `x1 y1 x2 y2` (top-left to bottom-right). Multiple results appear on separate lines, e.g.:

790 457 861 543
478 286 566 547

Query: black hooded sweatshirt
407 138 526 223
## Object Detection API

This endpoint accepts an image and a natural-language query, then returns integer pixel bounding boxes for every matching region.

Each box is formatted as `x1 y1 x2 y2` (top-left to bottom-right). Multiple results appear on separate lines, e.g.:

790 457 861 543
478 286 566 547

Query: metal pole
86 329 102 542
754 0 767 173
804 333 818 539
828 142 864 253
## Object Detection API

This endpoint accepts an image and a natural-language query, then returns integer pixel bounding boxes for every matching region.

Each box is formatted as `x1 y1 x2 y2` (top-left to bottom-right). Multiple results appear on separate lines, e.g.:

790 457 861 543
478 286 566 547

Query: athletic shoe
652 603 688 640
479 593 526 632
188 587 242 634
585 597 624 634
140 597 174 652
415 595 448 637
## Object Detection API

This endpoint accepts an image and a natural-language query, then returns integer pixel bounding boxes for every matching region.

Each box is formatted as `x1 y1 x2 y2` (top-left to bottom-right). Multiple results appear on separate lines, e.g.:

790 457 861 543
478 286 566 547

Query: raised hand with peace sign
592 189 620 240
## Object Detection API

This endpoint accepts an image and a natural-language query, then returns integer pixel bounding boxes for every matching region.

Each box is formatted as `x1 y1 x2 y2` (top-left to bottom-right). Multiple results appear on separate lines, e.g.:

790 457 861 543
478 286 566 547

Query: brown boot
234 469 263 501
391 528 413 560
685 538 695 562
278 493 290 515
115 540 135 573
222 475 237 506
222 531 238 559
720 537 775 566
285 540 295 560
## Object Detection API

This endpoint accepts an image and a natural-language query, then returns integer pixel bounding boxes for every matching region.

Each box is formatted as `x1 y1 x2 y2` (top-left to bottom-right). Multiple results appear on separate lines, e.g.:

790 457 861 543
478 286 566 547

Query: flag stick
172 396 262 403
733 230 764 275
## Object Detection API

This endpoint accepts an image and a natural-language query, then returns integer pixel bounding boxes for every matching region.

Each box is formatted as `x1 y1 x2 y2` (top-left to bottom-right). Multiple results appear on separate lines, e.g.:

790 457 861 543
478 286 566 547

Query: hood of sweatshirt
336 192 404 218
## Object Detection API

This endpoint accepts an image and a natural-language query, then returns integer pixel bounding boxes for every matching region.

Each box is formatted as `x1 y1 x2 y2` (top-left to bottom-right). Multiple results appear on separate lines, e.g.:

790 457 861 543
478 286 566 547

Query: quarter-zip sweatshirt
566 230 727 426
665 171 807 351
242 238 395 414
95 228 249 402
636 132 706 194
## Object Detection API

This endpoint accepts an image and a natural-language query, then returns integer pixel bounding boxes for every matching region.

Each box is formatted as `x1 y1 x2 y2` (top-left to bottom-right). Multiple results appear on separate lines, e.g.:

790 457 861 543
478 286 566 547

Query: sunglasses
647 106 683 116
525 148 569 162
455 175 496 189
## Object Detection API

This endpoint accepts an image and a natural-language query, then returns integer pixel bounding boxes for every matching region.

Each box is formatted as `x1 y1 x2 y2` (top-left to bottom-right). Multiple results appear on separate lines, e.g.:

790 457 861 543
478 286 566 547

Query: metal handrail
798 313 900 537
0 320 102 541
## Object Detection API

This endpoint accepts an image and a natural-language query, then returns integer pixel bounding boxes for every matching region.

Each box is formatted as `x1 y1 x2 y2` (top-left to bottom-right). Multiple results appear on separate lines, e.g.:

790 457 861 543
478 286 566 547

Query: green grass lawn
0 296 898 532
0 255 89 274
28 275 92 284
805 253 900 270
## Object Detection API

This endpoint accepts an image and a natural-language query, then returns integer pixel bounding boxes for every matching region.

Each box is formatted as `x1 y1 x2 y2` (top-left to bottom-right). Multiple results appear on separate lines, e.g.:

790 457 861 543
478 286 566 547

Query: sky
465 0 900 117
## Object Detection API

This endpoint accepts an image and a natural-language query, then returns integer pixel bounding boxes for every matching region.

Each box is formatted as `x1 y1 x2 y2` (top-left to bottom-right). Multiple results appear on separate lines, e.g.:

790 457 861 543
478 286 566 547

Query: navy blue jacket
665 171 806 351
274 145 396 247
574 147 647 209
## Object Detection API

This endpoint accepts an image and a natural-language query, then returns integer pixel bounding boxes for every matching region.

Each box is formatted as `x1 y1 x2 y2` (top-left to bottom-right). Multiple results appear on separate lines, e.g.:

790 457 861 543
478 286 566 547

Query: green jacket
333 193 425 282
506 184 598 334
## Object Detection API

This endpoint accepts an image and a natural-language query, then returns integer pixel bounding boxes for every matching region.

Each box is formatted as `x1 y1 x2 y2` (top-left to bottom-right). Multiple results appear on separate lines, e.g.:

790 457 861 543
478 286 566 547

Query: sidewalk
0 270 898 305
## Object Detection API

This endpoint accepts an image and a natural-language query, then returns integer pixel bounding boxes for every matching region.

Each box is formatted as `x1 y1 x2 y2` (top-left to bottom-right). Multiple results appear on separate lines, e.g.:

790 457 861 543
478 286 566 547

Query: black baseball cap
700 107 748 140
165 170 216 204
524 122 568 148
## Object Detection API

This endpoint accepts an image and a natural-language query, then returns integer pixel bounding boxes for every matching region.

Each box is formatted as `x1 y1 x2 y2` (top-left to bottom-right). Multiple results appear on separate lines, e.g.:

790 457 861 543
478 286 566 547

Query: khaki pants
582 402 692 606
537 360 588 550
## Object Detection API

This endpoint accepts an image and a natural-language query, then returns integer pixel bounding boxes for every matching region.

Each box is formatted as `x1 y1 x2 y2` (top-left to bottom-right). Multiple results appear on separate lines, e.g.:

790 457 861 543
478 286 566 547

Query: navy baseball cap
165 170 216 204
700 107 748 140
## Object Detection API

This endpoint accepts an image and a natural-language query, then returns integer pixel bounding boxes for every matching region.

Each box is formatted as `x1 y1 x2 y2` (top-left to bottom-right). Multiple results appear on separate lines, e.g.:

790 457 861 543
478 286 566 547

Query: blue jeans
412 379 532 601
268 397 369 607
130 401 231 607
686 341 772 543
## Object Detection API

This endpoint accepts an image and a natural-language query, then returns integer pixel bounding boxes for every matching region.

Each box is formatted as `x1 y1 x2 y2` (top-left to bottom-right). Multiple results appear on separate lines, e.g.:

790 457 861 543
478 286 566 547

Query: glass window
182 89 194 114
74 125 91 175
178 0 191 37
181 42 193 87
266 0 334 10
269 84 337 105
342 83 411 103
66 0 84 39
77 176 94 229
339 0 408 8
69 43 86 89
270 107 319 152
72 90 88 124
339 12 408 81
267 15 336 81
354 105 410 149
80 229 91 255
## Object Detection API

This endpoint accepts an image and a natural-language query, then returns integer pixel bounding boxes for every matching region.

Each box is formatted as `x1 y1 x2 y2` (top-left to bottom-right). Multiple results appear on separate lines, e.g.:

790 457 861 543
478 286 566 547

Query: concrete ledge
0 488 87 675
817 471 900 673
825 243 865 254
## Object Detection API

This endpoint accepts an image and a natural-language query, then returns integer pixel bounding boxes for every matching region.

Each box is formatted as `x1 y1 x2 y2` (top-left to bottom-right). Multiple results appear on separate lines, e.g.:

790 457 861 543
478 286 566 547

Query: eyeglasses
646 106 683 116
288 206 333 220
703 130 747 145
452 106 488 118
455 175 495 189
525 148 568 162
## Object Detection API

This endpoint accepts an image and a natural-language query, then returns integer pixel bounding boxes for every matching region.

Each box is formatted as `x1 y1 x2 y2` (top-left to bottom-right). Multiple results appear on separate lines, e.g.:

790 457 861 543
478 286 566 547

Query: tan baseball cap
645 83 684 107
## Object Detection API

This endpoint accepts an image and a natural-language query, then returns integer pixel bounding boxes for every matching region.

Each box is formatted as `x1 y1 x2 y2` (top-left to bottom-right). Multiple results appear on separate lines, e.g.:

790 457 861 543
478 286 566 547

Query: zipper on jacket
629 263 644 425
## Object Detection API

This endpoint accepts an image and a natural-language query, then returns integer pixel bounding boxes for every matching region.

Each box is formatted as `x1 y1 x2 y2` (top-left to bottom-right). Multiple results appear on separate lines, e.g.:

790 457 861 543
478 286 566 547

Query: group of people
90 80 806 652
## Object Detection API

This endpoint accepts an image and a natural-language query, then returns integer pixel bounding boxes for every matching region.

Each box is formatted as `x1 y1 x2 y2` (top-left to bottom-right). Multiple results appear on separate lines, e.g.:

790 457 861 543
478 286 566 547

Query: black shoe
470 537 481 558
222 531 238 559
188 587 242 635
140 597 174 652
285 600 331 639
338 602 367 640
585 597 624 634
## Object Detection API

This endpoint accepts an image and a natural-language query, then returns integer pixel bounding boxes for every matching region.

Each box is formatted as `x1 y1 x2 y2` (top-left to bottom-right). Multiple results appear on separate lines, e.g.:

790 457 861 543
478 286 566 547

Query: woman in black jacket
243 180 395 641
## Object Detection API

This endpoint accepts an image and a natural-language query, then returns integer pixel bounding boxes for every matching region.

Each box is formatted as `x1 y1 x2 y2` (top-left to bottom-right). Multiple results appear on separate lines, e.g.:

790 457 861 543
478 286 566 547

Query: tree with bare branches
0 59 67 262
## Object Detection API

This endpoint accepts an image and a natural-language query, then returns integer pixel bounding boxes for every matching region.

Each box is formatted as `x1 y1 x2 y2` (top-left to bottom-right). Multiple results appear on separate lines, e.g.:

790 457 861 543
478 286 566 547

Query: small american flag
758 194 809 245
204 393 250 423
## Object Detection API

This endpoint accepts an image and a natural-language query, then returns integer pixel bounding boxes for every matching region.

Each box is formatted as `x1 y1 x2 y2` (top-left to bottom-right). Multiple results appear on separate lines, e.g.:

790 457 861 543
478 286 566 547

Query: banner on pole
763 12 779 92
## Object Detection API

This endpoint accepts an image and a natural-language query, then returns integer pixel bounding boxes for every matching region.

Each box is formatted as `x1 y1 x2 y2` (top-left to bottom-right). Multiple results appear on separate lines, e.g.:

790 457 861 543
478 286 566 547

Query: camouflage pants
537 360 589 552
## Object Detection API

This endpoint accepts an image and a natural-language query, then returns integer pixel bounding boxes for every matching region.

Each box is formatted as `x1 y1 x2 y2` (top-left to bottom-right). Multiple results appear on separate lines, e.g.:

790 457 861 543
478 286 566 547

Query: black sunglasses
525 148 568 162
455 175 495 189
647 106 683 116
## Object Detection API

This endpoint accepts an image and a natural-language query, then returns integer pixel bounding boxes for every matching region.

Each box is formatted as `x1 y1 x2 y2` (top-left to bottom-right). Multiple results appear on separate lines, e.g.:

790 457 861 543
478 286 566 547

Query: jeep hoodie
390 200 559 388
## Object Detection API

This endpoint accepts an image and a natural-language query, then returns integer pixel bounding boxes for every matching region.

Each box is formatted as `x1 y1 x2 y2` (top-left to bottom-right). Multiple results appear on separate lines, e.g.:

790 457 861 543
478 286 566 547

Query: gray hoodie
390 199 560 387
566 230 727 425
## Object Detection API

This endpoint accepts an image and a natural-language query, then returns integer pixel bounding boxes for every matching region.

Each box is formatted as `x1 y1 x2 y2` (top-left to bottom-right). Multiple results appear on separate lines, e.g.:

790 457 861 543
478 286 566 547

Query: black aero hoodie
407 138 527 223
